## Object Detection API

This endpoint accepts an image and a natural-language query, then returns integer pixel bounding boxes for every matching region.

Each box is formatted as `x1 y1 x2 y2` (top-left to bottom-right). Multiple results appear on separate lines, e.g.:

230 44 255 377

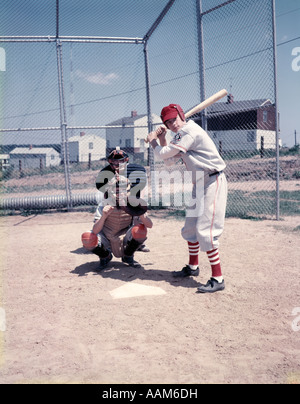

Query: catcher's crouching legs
122 225 147 268
92 245 112 271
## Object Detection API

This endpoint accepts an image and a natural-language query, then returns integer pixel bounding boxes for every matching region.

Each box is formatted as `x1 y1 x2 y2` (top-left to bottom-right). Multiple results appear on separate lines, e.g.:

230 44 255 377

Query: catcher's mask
108 147 129 171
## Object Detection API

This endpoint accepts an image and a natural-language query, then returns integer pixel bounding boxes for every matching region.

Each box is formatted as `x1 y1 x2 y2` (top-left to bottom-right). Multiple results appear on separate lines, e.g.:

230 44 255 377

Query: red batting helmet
160 104 185 124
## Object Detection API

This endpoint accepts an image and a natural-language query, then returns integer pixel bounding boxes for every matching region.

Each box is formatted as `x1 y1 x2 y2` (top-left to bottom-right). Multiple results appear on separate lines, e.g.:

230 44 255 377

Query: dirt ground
0 211 300 384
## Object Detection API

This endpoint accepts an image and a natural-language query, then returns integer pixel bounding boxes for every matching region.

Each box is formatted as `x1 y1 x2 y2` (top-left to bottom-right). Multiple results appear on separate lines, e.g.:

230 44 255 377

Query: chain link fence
0 0 292 219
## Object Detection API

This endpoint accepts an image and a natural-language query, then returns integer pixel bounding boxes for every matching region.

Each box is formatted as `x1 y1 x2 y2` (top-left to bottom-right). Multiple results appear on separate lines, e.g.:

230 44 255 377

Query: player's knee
131 223 147 241
81 231 98 250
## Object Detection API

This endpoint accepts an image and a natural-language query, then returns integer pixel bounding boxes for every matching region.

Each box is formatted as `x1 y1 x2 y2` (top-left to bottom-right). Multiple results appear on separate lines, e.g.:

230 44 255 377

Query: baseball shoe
197 278 225 293
122 255 141 268
172 265 199 278
137 244 150 253
97 252 113 271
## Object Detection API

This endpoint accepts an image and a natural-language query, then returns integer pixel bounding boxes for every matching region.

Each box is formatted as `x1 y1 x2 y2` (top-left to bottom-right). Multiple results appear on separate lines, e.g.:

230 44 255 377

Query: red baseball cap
160 104 185 124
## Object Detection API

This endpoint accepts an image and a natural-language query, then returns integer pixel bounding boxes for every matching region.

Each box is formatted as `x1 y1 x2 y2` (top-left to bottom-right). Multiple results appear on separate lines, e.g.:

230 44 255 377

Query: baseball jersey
154 120 226 174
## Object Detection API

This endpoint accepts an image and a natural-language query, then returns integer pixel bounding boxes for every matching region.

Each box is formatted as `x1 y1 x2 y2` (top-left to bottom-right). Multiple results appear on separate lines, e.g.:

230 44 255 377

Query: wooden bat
144 89 228 143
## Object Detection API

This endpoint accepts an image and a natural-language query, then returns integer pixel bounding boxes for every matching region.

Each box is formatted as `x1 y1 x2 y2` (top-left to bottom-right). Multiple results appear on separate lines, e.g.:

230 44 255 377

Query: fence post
219 140 222 156
196 0 207 130
260 136 265 158
56 39 72 210
19 160 22 178
144 40 156 206
88 153 91 169
272 0 280 220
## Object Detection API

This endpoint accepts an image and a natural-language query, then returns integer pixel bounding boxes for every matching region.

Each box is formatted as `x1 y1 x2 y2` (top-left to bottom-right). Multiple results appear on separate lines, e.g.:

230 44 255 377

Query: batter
147 103 228 293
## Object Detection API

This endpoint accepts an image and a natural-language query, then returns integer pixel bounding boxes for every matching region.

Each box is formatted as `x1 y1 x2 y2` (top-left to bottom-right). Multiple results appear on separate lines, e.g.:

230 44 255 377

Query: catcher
90 204 152 270
96 147 150 251
82 182 153 269
81 148 152 269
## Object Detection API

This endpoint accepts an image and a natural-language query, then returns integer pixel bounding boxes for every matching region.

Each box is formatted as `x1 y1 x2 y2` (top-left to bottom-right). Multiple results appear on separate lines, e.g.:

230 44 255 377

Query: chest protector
102 209 132 257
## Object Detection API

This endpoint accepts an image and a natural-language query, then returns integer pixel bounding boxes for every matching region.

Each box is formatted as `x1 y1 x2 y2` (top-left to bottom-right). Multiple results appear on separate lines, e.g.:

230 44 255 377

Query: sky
0 0 299 147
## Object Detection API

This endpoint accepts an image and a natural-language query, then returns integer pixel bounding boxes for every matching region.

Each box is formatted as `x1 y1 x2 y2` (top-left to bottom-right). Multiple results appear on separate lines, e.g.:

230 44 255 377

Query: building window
89 142 93 150
125 139 131 148
247 131 255 142
263 110 268 123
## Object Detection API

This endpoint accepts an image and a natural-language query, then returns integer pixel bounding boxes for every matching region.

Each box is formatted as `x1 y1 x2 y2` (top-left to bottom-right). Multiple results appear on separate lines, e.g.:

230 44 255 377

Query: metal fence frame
0 0 280 218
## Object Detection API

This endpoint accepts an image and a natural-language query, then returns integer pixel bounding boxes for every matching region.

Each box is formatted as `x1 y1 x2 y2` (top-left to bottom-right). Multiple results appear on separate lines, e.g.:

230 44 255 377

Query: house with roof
0 154 10 171
68 132 106 163
194 95 278 152
9 146 61 170
106 111 161 160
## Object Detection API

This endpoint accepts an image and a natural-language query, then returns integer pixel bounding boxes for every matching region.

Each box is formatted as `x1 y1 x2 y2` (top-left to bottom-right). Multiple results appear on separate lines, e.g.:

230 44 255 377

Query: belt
209 170 223 177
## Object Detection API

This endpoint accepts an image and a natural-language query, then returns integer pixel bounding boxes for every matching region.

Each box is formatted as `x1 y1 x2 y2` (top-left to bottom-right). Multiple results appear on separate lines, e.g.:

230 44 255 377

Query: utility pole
295 130 297 147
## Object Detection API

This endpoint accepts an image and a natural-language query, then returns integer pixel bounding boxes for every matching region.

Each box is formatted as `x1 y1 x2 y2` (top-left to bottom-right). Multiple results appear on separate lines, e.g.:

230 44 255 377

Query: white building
9 147 61 170
68 132 106 163
0 154 10 171
106 111 161 159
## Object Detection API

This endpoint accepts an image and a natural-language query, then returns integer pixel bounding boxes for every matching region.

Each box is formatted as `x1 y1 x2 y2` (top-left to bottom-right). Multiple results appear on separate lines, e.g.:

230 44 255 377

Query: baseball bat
144 89 228 143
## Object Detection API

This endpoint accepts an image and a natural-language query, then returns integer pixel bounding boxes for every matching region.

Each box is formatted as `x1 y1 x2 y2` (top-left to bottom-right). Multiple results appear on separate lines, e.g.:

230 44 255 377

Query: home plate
109 283 166 299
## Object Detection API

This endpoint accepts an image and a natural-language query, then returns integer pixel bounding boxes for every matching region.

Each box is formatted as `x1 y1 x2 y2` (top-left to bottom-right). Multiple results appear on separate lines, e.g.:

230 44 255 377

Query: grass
227 190 300 218
157 189 300 220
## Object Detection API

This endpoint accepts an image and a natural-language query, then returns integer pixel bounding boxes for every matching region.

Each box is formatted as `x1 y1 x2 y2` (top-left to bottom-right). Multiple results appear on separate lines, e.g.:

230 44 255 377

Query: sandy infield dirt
0 211 300 384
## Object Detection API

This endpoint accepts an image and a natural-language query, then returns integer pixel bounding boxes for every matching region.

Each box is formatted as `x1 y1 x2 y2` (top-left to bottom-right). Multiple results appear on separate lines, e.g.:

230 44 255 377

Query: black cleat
137 244 150 253
197 278 225 293
97 253 113 271
172 265 199 278
122 255 141 268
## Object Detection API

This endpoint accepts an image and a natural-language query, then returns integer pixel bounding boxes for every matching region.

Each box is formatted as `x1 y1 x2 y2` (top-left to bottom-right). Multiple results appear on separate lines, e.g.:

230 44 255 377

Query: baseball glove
121 196 148 216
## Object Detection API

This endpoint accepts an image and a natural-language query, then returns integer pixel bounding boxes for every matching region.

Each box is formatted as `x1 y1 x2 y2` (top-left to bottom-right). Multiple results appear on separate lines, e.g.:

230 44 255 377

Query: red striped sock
188 242 200 267
207 248 222 278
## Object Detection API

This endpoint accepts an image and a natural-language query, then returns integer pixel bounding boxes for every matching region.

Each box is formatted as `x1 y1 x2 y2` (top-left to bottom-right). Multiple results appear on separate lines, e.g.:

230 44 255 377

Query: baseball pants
181 172 227 252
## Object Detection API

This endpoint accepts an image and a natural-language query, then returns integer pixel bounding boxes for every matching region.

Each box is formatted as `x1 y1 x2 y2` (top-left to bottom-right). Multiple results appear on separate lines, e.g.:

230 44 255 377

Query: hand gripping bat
144 89 228 143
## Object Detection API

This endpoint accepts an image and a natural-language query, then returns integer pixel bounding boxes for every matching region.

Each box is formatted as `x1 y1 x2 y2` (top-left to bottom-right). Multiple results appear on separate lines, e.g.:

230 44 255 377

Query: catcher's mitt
121 196 148 217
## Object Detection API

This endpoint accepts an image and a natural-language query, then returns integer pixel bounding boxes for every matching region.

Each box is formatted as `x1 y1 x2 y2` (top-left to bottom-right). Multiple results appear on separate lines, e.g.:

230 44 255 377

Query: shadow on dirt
70 255 199 289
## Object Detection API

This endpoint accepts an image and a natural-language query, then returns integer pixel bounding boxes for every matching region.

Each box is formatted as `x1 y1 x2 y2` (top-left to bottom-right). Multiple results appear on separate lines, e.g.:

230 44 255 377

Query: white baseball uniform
154 119 228 252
